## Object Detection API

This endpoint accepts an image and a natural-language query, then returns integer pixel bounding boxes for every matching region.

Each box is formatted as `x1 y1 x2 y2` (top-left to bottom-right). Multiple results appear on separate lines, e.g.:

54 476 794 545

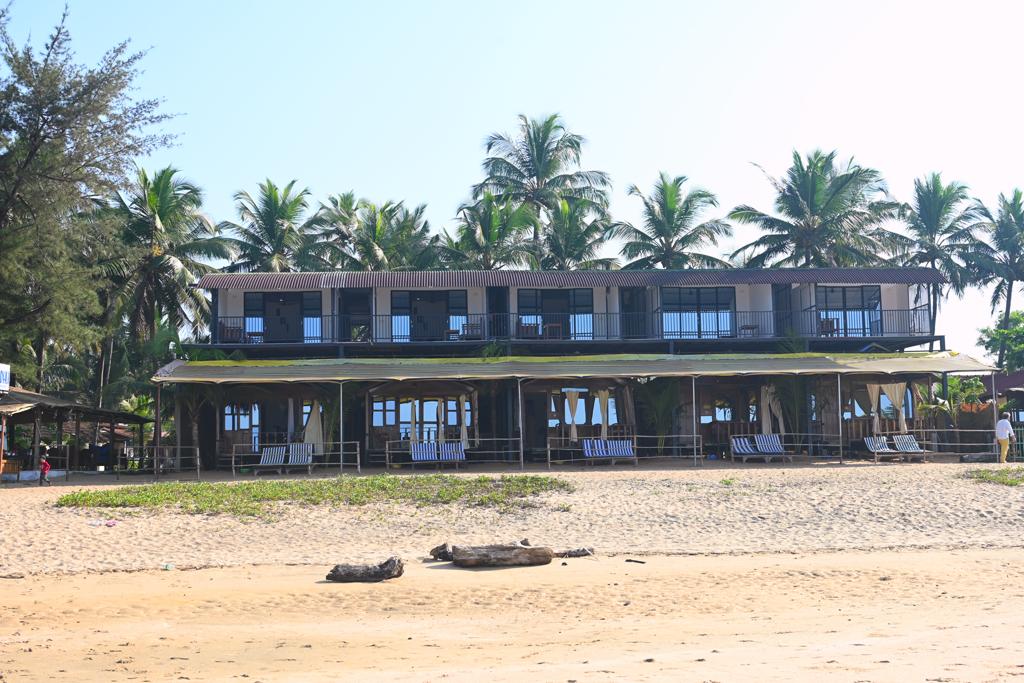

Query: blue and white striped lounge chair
892 434 929 461
753 434 794 462
607 439 637 462
730 436 760 463
254 445 287 475
410 442 438 463
287 442 315 474
864 436 901 462
439 441 466 463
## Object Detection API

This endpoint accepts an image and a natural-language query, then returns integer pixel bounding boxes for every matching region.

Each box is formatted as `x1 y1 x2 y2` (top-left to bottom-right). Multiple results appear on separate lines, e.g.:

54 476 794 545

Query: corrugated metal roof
153 351 991 384
197 267 945 290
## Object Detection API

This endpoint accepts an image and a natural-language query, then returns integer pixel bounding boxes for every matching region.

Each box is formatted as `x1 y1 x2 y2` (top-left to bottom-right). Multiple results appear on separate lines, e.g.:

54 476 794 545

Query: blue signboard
0 363 9 393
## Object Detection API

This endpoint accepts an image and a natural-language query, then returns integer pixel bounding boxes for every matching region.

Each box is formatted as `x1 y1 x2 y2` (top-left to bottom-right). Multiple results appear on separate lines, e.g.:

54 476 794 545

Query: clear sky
8 0 1024 359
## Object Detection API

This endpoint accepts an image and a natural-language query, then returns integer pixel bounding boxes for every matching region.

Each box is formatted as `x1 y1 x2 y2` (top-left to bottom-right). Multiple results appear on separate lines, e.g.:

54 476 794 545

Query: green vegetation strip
965 468 1024 487
55 474 572 517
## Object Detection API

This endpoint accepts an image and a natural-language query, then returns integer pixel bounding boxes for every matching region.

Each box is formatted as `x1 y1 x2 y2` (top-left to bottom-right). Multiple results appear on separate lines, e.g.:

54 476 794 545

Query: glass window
448 290 468 315
661 287 735 338
517 289 541 315
243 293 264 336
391 291 411 314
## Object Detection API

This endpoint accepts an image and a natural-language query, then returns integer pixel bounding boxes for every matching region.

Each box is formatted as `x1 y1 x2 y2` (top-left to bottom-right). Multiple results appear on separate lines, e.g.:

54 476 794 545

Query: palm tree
541 200 616 270
898 173 981 335
474 114 610 243
729 150 899 267
439 193 536 269
613 172 732 269
341 200 440 271
220 180 318 272
970 190 1024 367
113 166 232 340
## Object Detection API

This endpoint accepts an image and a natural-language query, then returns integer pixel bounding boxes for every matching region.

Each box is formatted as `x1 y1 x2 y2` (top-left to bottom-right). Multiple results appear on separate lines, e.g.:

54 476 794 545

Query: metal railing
117 446 202 480
210 308 934 345
228 440 362 475
214 315 339 344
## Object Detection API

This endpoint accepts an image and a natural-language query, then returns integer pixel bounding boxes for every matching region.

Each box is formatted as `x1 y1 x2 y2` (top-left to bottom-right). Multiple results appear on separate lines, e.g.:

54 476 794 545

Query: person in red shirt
39 454 51 486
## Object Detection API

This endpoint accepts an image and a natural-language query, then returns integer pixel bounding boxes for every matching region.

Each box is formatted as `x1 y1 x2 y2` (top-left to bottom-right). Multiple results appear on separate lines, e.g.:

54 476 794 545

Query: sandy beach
2 463 1024 681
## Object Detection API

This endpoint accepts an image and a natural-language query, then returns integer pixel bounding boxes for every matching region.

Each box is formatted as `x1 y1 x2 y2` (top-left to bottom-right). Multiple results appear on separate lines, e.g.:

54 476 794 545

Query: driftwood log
326 557 404 582
429 543 454 561
451 544 553 567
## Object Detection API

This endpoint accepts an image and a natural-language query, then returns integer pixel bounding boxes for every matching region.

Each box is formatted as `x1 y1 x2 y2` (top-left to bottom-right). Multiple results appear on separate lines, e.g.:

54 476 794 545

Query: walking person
38 452 52 485
996 412 1017 464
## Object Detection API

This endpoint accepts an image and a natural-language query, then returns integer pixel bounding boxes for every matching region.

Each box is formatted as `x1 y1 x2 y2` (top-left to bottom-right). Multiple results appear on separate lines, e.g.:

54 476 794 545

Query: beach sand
3 550 1024 682
2 463 1024 681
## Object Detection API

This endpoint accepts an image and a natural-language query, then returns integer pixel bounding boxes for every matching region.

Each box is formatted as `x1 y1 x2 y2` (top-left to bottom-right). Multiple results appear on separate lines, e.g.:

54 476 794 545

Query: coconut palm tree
473 114 610 243
112 166 232 340
970 190 1024 367
540 200 616 270
612 172 732 269
341 200 440 271
220 180 320 272
729 150 899 267
898 173 981 335
439 193 536 270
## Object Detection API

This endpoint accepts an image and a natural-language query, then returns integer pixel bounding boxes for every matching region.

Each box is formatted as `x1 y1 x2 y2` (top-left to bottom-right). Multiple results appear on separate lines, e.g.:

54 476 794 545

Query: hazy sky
8 0 1024 359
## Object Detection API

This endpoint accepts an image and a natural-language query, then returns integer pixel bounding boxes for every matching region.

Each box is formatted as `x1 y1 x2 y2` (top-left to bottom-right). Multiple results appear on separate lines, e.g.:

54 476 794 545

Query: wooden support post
339 381 346 473
991 371 999 429
837 374 844 464
154 383 162 480
517 379 525 470
691 376 698 464
174 396 182 472
0 414 6 483
55 410 64 477
73 413 81 472
32 411 41 472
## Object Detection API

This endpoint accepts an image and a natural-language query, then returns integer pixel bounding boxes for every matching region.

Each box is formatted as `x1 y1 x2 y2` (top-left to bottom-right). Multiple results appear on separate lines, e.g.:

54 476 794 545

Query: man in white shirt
995 412 1016 463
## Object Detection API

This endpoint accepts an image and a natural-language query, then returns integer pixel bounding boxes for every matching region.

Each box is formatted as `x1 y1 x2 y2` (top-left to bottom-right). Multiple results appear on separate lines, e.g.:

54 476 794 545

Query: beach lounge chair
410 442 438 464
863 436 901 463
754 434 794 463
253 445 286 475
582 438 637 464
730 436 761 463
892 434 930 461
439 441 466 464
287 442 315 474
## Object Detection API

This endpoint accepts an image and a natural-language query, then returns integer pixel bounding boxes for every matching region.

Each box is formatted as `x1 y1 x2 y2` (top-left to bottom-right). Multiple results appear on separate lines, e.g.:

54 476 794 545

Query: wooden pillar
837 374 844 464
73 413 81 471
32 411 41 471
174 396 182 472
516 379 524 470
55 410 64 476
691 376 698 463
0 413 6 482
338 381 346 473
153 383 162 479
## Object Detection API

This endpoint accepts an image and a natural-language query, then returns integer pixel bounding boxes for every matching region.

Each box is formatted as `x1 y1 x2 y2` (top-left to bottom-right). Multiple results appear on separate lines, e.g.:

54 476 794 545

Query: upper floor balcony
212 306 933 345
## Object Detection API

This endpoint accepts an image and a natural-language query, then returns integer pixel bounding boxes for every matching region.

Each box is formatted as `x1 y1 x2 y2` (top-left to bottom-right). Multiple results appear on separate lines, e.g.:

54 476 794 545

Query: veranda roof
153 351 993 385
0 387 151 424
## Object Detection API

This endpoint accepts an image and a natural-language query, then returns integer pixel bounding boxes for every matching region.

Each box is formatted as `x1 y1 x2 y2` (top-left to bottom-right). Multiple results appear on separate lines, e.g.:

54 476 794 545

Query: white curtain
409 399 419 444
760 385 786 434
305 400 324 455
866 384 881 434
760 385 772 434
881 382 908 433
458 393 469 447
566 390 581 442
596 389 610 440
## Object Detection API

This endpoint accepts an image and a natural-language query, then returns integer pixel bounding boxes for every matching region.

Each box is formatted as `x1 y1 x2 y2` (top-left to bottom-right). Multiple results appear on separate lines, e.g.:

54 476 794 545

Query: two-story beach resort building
153 267 993 470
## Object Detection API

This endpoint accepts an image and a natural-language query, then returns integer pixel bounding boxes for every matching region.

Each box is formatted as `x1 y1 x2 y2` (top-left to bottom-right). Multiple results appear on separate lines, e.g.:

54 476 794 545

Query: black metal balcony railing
211 307 932 345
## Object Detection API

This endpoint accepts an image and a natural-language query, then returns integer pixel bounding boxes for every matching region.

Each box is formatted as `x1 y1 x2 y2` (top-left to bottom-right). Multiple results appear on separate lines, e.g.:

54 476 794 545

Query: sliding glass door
661 287 736 339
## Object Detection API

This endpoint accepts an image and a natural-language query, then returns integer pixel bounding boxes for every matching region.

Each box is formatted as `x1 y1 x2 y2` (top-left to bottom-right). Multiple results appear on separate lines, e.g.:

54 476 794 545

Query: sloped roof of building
0 387 151 423
153 351 991 385
197 267 944 291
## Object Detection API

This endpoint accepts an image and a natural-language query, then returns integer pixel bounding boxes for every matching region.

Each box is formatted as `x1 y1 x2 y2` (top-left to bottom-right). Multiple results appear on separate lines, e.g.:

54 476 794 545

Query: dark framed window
815 286 882 337
243 293 264 336
391 291 411 315
517 289 541 315
661 287 736 338
448 290 468 315
302 292 323 343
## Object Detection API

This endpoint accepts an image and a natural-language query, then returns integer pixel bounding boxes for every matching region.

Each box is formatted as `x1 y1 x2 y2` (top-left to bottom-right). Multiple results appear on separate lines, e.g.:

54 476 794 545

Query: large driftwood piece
451 544 553 567
326 557 404 582
429 542 454 561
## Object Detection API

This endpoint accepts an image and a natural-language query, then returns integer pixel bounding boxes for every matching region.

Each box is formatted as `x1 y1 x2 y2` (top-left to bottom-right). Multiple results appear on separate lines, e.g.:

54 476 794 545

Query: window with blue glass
243 293 264 338
302 292 322 343
661 287 735 339
815 286 881 337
